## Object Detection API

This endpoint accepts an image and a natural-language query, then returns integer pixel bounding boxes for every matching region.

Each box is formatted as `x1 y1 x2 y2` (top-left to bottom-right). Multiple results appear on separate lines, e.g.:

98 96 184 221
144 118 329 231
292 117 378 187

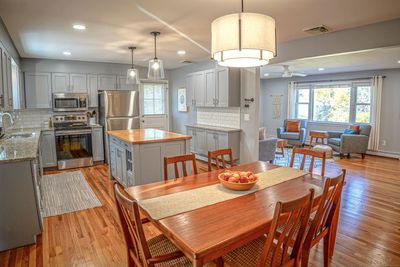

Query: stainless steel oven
54 113 93 169
55 128 93 169
53 93 88 112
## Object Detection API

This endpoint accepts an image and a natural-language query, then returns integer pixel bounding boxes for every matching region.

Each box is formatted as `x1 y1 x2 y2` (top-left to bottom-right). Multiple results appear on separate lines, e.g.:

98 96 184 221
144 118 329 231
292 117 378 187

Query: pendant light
126 46 140 84
148 31 165 80
211 0 276 68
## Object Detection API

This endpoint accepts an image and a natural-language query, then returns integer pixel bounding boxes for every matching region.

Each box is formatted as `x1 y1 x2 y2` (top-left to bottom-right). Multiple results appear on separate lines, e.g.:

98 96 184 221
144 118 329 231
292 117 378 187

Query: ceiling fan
281 65 307 77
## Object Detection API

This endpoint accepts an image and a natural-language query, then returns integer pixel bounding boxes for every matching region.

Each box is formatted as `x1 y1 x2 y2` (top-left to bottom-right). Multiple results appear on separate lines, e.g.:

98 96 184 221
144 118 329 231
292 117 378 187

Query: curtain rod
294 76 386 84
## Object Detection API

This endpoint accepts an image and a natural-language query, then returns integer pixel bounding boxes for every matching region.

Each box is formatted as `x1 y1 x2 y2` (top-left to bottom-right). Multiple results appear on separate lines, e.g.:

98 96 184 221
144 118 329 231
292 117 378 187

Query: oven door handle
55 130 92 136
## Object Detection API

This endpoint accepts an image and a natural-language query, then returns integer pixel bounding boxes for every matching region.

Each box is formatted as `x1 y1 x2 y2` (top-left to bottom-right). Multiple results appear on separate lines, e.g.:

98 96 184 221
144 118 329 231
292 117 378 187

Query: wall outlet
382 140 387 146
244 114 250 121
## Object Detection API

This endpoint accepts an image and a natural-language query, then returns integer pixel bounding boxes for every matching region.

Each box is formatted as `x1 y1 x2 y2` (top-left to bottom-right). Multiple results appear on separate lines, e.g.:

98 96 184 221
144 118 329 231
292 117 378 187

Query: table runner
138 167 308 220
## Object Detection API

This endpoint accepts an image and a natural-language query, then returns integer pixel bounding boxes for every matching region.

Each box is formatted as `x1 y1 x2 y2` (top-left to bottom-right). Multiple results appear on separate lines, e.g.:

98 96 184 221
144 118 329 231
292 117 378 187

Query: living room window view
0 0 399 267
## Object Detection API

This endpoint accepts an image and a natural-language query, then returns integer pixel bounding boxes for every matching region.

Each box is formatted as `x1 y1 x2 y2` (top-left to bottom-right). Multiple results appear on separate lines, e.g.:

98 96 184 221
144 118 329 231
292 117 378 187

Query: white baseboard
366 150 400 159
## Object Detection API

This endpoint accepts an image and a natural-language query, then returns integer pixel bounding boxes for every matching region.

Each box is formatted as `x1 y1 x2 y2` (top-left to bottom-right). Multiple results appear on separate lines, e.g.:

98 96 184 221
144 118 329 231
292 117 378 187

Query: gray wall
168 60 217 134
0 17 20 65
260 68 400 155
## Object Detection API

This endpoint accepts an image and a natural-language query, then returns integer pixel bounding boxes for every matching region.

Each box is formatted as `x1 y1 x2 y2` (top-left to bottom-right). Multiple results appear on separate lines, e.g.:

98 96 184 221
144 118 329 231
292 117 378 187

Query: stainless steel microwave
53 93 88 112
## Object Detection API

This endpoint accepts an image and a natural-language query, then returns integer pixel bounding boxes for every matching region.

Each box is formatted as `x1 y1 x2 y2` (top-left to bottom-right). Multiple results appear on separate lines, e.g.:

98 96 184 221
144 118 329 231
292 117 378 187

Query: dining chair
113 182 192 267
301 170 346 267
290 147 326 177
163 153 198 181
222 189 315 267
207 148 235 171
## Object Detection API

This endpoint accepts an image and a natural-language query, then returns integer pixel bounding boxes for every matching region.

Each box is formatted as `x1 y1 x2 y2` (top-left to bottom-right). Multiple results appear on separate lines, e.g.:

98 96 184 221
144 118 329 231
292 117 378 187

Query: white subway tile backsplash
197 107 240 128
8 109 53 130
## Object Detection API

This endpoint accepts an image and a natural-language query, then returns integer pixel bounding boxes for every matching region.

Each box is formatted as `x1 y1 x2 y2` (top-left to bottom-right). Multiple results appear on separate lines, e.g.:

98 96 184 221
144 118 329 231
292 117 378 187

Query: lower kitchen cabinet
40 130 57 168
108 135 190 187
91 127 104 162
186 126 240 161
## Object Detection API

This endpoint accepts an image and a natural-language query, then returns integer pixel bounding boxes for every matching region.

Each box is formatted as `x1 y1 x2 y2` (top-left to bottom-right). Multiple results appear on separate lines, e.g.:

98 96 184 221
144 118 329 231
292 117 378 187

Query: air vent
304 25 330 35
181 60 193 64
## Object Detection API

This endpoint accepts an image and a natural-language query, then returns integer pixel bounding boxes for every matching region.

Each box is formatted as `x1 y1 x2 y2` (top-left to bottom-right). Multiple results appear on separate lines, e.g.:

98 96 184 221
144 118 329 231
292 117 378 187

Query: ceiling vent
181 60 193 64
304 25 330 35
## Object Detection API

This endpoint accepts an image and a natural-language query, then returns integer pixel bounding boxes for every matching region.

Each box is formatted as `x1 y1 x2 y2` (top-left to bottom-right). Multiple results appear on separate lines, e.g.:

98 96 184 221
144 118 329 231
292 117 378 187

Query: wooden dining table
125 161 325 266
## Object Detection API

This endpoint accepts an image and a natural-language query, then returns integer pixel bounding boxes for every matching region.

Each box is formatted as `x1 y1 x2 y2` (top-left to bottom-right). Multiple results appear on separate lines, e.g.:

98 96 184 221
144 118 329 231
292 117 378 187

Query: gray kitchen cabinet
98 74 117 90
51 72 69 93
117 75 136 90
91 127 104 161
204 69 216 107
193 71 205 107
40 130 57 168
215 68 240 107
186 68 240 108
69 73 87 93
0 46 3 109
25 73 52 108
87 74 98 107
186 126 240 161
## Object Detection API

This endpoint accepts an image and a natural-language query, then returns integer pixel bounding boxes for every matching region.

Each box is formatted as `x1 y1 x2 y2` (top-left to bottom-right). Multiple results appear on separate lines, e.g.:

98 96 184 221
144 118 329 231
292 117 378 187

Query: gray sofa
327 124 371 159
258 127 277 163
277 119 308 146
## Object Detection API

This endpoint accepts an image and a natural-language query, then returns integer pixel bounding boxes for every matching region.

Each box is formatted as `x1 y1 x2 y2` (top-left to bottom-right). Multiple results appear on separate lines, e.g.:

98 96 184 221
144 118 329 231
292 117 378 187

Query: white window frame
294 80 372 124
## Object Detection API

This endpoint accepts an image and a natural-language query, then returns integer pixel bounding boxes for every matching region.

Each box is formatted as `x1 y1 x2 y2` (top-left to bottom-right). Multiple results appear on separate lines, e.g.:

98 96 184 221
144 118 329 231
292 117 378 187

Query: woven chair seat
222 236 285 267
147 234 192 267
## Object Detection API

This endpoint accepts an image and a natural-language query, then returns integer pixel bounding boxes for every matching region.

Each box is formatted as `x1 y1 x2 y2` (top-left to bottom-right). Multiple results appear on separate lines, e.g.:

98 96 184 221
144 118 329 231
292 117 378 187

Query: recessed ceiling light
177 50 186 55
63 51 71 56
398 60 400 64
73 24 86 30
263 73 270 77
318 67 325 71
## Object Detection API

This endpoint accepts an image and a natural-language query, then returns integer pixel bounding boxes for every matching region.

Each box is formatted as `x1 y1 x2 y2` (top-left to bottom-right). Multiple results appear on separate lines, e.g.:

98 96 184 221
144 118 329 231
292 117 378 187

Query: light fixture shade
211 12 276 67
148 58 165 80
126 68 140 84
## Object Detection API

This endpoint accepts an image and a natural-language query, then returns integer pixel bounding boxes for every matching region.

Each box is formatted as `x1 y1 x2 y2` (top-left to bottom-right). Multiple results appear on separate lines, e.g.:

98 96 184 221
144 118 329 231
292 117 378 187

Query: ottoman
312 144 333 159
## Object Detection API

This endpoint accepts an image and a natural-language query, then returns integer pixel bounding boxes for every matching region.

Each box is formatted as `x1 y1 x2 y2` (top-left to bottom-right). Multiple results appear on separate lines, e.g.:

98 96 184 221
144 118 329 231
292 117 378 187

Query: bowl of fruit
218 170 258 191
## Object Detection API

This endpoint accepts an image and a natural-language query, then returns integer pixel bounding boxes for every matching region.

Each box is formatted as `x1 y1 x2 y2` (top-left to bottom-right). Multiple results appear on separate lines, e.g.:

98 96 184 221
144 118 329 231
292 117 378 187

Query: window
11 59 22 109
294 80 372 123
143 83 165 115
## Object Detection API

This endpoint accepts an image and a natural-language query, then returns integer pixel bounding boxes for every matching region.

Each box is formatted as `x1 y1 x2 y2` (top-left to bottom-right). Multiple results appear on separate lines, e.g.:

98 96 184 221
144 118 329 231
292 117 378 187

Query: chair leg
361 153 365 159
339 153 344 159
347 153 351 159
215 257 224 267
128 250 136 267
301 249 310 267
323 233 331 267
281 147 285 157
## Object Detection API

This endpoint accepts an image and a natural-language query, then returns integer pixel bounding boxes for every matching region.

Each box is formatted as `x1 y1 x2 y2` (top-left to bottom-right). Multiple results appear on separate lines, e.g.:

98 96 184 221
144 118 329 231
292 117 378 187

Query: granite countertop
108 129 191 144
185 124 241 133
0 128 42 164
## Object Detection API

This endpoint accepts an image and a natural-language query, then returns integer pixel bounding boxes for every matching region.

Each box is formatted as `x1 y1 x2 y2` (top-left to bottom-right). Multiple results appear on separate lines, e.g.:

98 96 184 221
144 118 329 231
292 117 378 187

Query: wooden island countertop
107 128 191 145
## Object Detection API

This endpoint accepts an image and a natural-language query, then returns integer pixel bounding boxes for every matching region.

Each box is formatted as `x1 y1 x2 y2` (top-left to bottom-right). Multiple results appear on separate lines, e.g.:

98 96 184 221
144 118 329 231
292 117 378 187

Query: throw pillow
349 125 361 134
343 129 357 135
287 120 301 132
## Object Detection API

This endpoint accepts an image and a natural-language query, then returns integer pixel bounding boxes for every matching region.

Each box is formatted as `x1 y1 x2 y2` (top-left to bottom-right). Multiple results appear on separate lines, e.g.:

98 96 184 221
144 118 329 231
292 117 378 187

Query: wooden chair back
163 153 198 181
302 170 346 266
113 182 151 267
290 147 326 176
258 189 315 267
207 148 234 171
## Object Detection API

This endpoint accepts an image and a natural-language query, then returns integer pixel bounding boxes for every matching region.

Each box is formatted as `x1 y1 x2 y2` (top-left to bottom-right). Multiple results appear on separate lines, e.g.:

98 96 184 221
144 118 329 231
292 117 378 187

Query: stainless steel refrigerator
98 90 140 163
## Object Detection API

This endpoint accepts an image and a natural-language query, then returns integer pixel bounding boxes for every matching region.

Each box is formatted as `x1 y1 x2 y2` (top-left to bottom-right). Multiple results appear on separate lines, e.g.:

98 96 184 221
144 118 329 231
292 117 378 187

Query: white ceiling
1 0 400 69
260 46 400 78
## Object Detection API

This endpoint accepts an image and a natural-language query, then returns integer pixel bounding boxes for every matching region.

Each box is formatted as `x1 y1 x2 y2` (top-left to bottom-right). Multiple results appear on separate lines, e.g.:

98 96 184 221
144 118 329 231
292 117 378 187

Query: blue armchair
277 119 308 147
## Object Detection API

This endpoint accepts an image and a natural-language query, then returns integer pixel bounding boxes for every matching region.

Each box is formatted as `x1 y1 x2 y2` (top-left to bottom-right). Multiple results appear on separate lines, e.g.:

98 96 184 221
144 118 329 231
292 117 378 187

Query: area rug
273 147 337 169
41 171 102 217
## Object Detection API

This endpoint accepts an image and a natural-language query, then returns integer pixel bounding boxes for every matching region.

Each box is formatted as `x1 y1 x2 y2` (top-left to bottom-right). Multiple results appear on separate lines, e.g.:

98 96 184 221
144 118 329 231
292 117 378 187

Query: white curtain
369 76 383 151
287 81 295 119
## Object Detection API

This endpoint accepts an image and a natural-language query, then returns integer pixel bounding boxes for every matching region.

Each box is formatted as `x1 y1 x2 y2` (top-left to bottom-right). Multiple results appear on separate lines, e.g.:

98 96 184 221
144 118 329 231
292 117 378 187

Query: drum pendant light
126 46 140 84
211 0 277 67
148 32 165 79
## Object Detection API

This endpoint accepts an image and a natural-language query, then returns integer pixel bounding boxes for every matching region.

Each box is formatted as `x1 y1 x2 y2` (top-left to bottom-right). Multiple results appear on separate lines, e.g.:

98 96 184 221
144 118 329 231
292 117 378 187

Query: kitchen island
107 128 192 187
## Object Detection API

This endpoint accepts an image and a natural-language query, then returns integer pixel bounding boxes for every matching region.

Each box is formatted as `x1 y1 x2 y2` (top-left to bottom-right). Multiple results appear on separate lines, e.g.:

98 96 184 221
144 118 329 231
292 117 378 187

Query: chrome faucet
0 112 14 137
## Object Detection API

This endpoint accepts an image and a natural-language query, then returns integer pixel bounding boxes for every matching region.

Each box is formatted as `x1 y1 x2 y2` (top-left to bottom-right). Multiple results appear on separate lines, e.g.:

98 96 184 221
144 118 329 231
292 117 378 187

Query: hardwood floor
1 156 400 267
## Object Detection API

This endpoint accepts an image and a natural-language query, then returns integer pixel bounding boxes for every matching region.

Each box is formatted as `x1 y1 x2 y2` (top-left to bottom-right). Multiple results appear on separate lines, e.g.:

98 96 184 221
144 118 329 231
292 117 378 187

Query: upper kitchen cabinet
186 68 240 108
25 73 52 108
87 74 98 107
98 74 117 90
117 75 137 90
52 73 87 93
